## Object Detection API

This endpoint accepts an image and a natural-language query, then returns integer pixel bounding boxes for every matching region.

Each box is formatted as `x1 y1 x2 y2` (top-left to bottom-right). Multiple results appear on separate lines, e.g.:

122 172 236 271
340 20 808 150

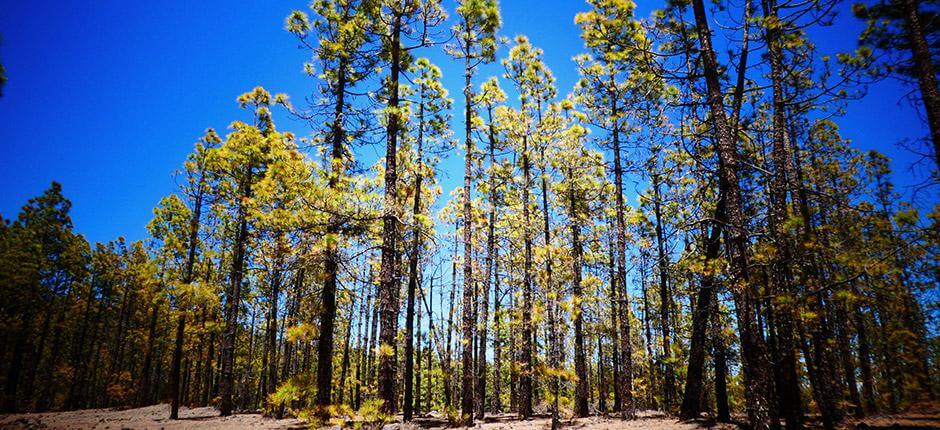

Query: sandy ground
0 407 729 430
2 405 937 430
0 404 306 430
416 411 740 430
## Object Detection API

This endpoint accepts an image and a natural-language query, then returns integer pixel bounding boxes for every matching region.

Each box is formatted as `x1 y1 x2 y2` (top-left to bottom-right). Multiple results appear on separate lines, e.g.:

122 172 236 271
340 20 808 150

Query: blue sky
0 0 932 245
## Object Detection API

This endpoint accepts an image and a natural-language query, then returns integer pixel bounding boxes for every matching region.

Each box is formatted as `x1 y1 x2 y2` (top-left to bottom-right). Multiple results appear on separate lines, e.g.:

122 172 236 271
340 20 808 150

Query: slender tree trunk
315 56 349 415
491 244 502 414
265 250 282 406
478 105 499 420
608 222 622 412
338 296 356 405
611 102 634 419
415 272 423 416
378 13 403 416
680 200 722 420
426 276 434 413
569 167 589 418
640 254 656 410
137 303 159 407
853 301 878 415
712 284 731 423
219 171 252 416
598 334 608 413
354 268 370 410
444 223 457 409
460 49 477 425
763 3 804 424
691 1 775 427
519 97 535 419
404 90 427 421
652 175 675 411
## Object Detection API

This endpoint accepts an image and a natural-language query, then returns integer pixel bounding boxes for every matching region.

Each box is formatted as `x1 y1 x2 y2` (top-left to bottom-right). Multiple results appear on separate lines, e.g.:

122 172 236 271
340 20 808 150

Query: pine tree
447 0 501 423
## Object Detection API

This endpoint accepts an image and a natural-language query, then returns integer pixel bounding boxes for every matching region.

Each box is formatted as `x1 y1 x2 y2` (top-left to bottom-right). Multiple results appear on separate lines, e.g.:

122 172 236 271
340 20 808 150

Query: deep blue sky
0 0 932 245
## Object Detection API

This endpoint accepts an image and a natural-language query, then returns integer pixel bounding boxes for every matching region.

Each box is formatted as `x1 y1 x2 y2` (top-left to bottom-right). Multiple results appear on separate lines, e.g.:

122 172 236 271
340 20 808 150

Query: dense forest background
0 1 937 430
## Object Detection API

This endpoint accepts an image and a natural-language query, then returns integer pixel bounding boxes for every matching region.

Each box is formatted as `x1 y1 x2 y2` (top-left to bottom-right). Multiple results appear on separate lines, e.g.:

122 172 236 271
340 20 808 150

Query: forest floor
2 405 939 430
0 404 305 430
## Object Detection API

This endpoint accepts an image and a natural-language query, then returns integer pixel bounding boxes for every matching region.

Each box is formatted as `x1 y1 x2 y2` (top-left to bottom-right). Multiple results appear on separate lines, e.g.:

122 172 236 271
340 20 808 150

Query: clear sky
0 0 933 245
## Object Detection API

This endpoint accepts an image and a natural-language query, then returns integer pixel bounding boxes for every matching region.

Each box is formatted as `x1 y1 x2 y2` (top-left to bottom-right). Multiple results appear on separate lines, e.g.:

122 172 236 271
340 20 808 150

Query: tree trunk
901 0 940 165
691 0 776 427
378 13 403 416
491 244 502 414
539 110 560 429
404 90 427 421
518 97 535 419
444 223 457 409
315 55 349 415
478 105 499 420
219 170 252 416
569 167 589 418
415 272 423 416
460 49 477 425
679 199 722 420
608 222 622 412
338 295 356 405
611 102 634 419
652 175 675 411
172 174 204 418
854 301 878 415
763 4 804 424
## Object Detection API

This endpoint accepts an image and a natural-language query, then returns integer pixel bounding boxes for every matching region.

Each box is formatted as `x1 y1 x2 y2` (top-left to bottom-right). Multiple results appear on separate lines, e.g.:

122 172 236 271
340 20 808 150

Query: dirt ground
2 405 938 430
0 407 727 430
0 404 306 430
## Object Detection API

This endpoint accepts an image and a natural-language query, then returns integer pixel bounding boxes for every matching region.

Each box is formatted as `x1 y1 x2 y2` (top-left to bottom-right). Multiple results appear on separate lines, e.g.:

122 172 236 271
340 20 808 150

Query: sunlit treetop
449 0 502 62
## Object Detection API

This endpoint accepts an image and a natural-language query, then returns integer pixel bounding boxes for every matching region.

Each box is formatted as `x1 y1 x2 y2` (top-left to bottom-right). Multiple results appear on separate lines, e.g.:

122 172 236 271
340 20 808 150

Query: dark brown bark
569 167 589 418
491 243 502 414
444 227 457 409
679 200 722 420
315 54 349 414
478 103 499 420
378 12 403 416
219 170 252 416
611 101 634 419
459 40 476 423
415 271 422 416
608 222 622 412
762 1 804 425
690 0 776 427
264 251 282 405
425 276 433 413
172 167 204 418
354 268 371 410
518 97 535 419
338 295 356 405
403 85 426 421
651 175 675 411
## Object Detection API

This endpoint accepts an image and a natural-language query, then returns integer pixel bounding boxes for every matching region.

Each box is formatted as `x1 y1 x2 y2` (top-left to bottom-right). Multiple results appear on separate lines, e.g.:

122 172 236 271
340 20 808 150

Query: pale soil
416 411 739 430
0 404 306 430
0 408 729 430
2 405 937 430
